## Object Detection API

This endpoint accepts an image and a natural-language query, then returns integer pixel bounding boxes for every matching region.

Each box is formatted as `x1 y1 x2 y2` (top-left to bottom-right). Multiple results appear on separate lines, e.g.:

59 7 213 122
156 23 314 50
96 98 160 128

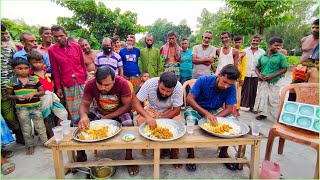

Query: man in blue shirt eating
185 64 240 171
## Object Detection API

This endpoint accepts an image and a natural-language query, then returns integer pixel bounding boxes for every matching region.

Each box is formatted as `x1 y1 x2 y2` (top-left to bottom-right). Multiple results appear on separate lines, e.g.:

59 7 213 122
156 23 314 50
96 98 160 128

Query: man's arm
132 95 157 128
48 49 61 90
215 105 234 117
118 66 124 77
102 95 132 119
255 67 264 81
160 106 181 119
233 48 240 66
187 93 217 124
263 68 287 81
192 54 214 65
78 46 87 76
78 99 92 128
42 52 51 72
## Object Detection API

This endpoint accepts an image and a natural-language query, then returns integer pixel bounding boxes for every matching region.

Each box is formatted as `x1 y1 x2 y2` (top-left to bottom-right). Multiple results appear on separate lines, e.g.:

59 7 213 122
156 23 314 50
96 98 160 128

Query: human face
220 34 231 47
96 76 114 95
115 40 121 48
1 31 10 42
157 82 174 101
312 24 319 39
22 35 37 49
29 59 44 71
141 73 150 82
52 29 67 46
40 29 52 43
202 32 212 46
181 40 189 51
251 38 260 48
126 37 134 49
233 40 243 50
216 74 236 91
168 35 176 44
14 64 30 77
145 36 154 46
79 40 91 53
269 42 282 54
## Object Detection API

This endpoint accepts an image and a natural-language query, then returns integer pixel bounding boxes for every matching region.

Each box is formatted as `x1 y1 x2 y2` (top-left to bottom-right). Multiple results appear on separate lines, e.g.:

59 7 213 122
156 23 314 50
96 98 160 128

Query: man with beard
76 66 138 176
192 30 216 79
94 37 123 77
133 72 183 169
301 19 319 62
240 35 265 112
185 64 240 171
13 33 51 72
37 26 53 55
139 34 162 78
78 38 100 81
119 34 141 93
215 32 239 75
48 25 86 122
254 37 288 120
160 31 183 79
1 21 24 145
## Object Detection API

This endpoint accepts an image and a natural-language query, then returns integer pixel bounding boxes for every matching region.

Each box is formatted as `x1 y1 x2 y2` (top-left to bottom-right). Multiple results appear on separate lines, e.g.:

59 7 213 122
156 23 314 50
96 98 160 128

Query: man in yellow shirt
232 36 246 116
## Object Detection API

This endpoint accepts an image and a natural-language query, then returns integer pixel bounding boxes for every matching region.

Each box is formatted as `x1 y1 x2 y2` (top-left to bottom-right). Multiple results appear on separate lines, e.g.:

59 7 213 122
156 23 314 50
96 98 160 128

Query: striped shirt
6 75 42 108
136 77 183 113
94 52 123 75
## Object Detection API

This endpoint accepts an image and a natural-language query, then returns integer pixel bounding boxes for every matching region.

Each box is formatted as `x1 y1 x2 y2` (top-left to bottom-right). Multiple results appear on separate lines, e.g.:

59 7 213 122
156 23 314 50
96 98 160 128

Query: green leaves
53 0 146 50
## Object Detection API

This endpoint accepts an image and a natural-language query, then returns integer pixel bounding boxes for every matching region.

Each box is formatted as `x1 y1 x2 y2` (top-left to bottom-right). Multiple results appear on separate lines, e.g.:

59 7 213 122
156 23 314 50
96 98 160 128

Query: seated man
185 64 240 171
76 66 138 176
133 72 183 168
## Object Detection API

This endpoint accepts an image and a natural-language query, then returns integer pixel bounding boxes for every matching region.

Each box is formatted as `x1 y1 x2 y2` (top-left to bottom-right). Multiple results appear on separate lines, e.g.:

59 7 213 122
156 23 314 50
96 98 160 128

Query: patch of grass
286 56 301 65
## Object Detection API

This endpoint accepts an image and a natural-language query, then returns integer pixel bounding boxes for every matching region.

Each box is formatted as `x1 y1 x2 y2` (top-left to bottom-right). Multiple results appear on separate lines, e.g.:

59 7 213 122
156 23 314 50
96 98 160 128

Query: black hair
268 37 283 46
167 31 177 37
220 31 231 37
313 19 319 26
27 50 43 62
67 36 77 42
141 71 149 76
38 26 50 35
233 36 242 41
95 66 115 84
159 72 178 88
220 64 240 80
51 25 67 34
252 34 262 41
1 21 7 32
11 57 29 68
78 38 88 44
181 38 188 41
19 33 32 42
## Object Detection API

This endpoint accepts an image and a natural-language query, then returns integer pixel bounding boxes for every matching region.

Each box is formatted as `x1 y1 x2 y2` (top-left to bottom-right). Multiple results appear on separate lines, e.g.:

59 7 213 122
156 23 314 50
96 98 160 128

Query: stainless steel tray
72 119 122 142
198 117 249 138
139 118 186 142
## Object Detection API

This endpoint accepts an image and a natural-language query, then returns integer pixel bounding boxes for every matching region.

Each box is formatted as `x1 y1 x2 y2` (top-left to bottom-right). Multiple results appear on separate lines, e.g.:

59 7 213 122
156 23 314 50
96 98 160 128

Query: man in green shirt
254 37 288 120
139 34 163 77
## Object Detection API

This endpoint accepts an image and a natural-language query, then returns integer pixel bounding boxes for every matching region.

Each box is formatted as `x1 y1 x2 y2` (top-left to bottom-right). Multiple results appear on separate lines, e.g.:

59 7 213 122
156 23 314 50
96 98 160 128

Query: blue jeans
16 106 48 147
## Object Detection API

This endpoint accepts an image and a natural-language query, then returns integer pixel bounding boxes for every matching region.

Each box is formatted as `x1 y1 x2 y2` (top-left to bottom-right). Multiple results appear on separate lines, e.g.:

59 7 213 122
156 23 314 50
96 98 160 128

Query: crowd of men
0 18 318 176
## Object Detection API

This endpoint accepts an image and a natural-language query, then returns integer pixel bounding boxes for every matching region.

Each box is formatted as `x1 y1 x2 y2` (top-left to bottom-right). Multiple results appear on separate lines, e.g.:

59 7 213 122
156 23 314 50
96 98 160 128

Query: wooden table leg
250 140 261 179
52 147 65 179
237 145 247 170
66 150 75 174
154 148 160 179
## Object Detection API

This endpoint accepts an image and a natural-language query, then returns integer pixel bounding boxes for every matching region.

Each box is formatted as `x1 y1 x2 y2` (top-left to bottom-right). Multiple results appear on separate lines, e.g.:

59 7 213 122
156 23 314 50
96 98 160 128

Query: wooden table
45 126 265 179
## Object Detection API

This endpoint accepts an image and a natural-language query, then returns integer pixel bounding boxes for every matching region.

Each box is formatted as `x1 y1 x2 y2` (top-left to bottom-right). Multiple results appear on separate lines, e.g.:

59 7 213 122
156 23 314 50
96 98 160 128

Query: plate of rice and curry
198 117 249 138
72 120 122 142
139 118 186 142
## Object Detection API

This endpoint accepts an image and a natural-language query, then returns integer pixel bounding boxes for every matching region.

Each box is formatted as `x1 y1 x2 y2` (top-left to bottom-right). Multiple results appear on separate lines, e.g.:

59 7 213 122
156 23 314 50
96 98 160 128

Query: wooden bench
45 126 266 179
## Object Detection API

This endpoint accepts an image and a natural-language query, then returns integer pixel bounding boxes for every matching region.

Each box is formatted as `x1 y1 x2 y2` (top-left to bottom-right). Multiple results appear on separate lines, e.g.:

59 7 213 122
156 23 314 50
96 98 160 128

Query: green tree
141 18 192 49
2 18 40 44
52 0 146 49
222 0 294 36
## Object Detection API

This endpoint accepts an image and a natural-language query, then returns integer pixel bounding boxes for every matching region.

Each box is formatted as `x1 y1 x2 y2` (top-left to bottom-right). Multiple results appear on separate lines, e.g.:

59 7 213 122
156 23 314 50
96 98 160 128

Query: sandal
186 155 197 172
1 150 13 159
127 165 139 176
2 162 15 175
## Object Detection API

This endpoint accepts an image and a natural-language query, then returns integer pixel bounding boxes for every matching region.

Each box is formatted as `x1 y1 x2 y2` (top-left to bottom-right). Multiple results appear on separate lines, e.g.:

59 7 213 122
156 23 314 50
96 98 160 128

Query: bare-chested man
301 19 319 62
160 31 183 79
215 31 239 74
78 38 100 81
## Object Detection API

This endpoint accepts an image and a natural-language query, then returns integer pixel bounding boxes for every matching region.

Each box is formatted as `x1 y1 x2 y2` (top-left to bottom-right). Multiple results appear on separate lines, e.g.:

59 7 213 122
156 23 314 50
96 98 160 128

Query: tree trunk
259 25 264 36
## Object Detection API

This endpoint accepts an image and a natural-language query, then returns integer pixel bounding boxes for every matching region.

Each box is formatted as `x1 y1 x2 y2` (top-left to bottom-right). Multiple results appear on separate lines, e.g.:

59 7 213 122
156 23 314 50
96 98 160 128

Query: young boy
27 51 68 138
140 71 150 88
6 57 47 155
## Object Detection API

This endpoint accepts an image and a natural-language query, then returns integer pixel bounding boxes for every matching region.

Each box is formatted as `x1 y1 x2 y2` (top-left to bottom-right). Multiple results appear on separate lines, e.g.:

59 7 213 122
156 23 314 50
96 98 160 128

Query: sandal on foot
2 150 13 159
127 165 139 176
2 162 15 175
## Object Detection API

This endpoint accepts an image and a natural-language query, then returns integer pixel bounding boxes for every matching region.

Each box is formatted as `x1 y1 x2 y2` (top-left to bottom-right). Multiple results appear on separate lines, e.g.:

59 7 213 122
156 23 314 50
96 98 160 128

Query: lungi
63 83 85 121
240 77 258 109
